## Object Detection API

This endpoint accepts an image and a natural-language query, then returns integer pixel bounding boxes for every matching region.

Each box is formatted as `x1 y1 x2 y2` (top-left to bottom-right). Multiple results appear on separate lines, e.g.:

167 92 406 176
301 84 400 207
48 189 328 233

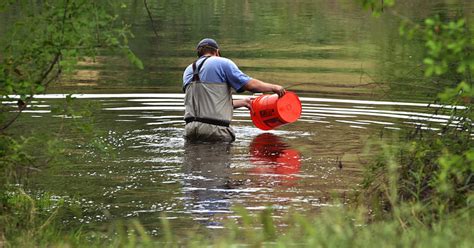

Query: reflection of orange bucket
251 91 302 130
249 133 301 175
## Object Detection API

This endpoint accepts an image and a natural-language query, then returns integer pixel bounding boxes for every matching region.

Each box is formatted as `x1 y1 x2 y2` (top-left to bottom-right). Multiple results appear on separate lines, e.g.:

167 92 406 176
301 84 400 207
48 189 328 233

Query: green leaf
466 149 474 162
457 19 465 27
35 84 45 93
399 23 406 36
457 62 466 74
5 84 13 95
125 49 144 70
423 58 434 65
437 81 472 102
434 65 444 75
469 59 474 73
425 67 434 77
425 18 435 26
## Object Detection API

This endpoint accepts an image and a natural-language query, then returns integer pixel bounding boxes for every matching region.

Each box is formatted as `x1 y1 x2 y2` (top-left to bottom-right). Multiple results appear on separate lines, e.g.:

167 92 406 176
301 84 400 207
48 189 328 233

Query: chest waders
183 56 235 142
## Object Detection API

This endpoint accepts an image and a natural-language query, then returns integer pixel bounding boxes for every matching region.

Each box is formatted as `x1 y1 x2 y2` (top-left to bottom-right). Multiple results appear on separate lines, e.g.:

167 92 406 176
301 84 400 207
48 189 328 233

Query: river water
1 0 472 234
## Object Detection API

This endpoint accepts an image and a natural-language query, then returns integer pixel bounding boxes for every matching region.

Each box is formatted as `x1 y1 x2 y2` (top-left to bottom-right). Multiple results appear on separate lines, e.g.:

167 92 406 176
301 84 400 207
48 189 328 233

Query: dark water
1 0 472 234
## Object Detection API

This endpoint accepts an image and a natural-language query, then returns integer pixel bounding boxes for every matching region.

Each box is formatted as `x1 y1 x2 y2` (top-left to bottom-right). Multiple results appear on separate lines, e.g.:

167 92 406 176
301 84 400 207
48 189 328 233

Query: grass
1 184 473 247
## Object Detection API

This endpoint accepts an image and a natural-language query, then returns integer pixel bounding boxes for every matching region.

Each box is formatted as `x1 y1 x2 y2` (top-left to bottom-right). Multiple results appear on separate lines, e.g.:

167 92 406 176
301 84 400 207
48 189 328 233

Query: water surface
4 92 458 232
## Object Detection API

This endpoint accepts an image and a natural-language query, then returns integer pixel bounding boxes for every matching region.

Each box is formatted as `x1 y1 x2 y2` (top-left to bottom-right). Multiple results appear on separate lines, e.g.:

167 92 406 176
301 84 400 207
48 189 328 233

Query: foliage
398 14 473 100
362 1 474 224
422 17 471 78
363 132 473 222
358 0 395 16
0 0 144 178
0 185 85 247
2 203 473 247
0 1 142 245
0 0 142 130
184 206 473 248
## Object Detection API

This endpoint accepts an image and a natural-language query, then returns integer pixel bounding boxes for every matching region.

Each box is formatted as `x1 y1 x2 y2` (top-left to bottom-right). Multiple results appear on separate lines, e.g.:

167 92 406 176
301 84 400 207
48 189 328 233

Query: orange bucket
250 91 302 130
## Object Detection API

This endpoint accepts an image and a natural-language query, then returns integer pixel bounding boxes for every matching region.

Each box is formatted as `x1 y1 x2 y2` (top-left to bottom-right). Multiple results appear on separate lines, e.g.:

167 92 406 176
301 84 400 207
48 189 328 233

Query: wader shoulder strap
192 56 211 81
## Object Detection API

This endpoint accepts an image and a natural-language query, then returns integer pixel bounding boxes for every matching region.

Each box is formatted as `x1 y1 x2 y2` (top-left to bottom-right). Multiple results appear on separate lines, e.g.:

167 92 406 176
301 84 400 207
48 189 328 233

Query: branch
38 53 61 86
0 105 25 132
144 0 160 41
0 1 69 132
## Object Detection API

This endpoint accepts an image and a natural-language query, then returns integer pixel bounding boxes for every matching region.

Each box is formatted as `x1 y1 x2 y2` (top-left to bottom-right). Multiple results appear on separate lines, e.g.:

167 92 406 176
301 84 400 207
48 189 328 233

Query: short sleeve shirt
183 56 252 93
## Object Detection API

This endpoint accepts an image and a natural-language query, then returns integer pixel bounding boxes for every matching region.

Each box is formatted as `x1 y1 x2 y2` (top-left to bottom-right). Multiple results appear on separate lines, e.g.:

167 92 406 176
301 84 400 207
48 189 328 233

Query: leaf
426 40 437 51
35 84 45 93
469 59 474 73
424 66 434 77
466 149 474 162
457 62 466 74
125 49 144 70
423 58 434 65
437 81 471 102
399 23 406 36
456 19 465 29
425 18 435 26
5 84 13 95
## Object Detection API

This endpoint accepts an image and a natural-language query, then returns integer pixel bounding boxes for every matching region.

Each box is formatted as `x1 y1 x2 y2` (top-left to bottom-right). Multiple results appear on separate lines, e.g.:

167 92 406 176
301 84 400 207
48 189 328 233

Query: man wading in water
183 38 286 142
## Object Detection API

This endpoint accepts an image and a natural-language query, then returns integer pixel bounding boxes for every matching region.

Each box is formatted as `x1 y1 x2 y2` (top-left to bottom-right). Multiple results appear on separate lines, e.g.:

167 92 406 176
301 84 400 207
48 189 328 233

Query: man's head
196 38 220 57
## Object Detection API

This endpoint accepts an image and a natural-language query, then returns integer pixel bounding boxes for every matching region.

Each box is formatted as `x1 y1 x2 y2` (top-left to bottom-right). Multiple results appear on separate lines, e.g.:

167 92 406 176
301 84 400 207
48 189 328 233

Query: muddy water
6 92 458 232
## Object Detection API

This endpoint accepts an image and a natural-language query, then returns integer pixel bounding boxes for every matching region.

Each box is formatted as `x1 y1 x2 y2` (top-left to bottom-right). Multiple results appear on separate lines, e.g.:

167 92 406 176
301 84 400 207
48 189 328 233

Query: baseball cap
196 38 219 50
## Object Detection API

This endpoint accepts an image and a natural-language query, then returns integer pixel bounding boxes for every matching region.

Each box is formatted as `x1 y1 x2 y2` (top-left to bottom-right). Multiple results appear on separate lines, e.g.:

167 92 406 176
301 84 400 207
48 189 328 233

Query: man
182 38 286 142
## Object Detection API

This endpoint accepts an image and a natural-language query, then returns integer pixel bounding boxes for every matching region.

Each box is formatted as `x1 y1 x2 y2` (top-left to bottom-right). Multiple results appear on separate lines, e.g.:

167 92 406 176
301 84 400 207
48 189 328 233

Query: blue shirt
183 56 252 93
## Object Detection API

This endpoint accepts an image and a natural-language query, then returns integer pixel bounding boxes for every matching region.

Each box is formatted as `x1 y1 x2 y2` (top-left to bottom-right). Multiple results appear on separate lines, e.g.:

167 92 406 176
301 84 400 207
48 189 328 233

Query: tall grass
1 182 473 247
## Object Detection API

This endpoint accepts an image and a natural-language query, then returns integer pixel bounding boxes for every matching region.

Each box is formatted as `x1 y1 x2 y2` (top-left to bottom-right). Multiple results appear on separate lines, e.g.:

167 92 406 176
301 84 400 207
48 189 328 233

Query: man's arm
243 79 286 97
232 79 286 109
233 99 251 109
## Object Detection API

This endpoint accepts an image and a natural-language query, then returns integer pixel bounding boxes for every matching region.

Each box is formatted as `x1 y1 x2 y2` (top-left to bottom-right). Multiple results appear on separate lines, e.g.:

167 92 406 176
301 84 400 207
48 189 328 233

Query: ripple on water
14 93 467 230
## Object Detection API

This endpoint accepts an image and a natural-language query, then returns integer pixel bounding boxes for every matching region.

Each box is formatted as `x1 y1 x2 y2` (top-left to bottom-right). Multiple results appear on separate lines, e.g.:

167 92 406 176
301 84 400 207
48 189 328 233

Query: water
1 0 472 234
4 92 460 232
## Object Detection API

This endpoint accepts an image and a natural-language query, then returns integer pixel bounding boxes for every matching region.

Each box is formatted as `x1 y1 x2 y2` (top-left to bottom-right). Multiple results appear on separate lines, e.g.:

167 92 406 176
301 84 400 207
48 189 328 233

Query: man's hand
272 85 286 97
233 98 252 110
242 97 252 109
244 79 286 97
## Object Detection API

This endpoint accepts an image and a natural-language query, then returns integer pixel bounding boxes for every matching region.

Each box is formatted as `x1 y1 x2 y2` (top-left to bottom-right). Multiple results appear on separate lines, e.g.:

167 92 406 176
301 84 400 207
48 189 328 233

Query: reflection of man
182 142 234 225
182 38 286 142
